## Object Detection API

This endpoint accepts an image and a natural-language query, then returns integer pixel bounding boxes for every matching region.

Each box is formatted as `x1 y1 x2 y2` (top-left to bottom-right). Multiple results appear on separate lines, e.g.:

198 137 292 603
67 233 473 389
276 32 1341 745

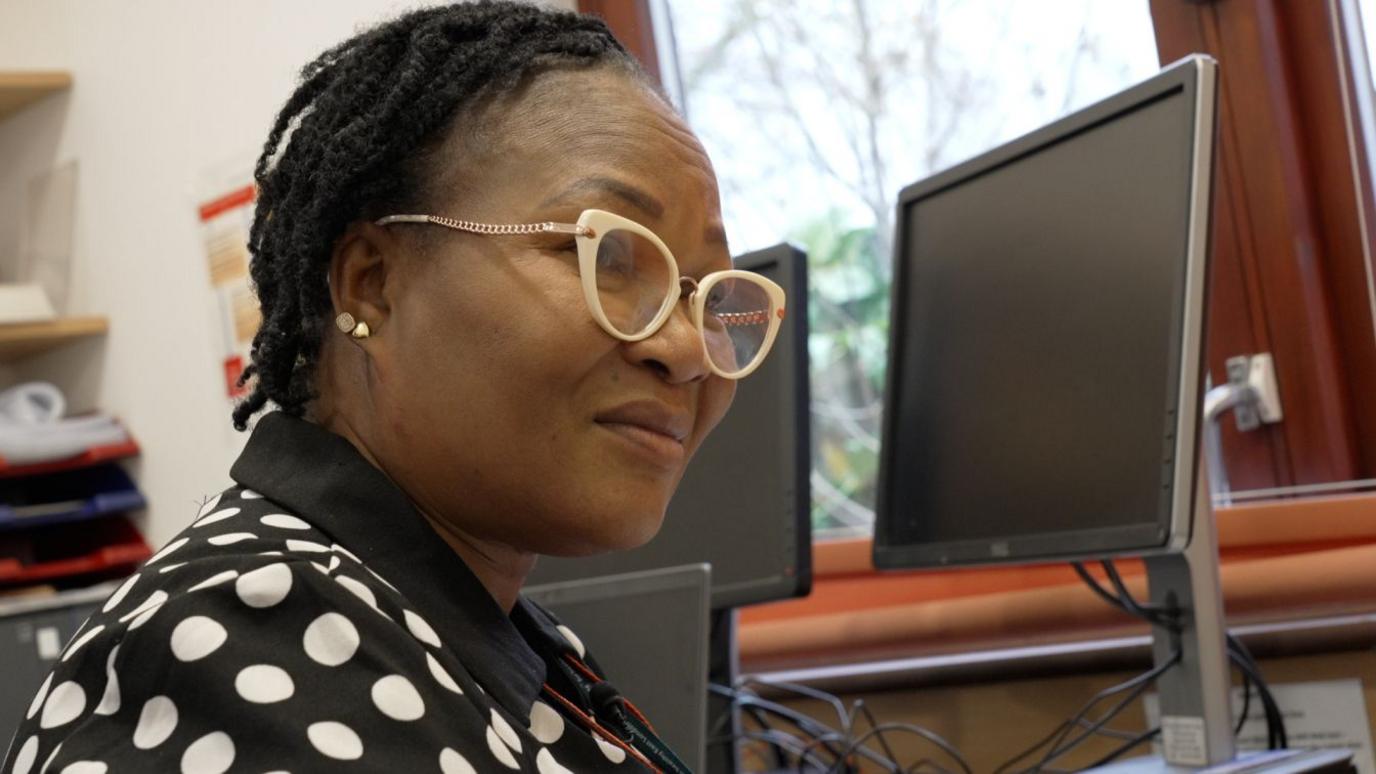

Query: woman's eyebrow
539 176 664 219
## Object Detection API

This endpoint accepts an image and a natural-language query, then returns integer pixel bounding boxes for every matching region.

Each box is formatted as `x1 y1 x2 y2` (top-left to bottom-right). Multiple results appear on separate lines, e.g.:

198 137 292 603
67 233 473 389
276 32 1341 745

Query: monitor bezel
874 55 1218 569
711 243 813 607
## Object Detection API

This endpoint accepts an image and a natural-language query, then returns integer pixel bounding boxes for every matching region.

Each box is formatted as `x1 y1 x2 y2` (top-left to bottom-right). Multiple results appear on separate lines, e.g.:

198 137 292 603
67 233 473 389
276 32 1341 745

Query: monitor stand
1096 469 1347 772
706 608 741 774
1137 468 1236 767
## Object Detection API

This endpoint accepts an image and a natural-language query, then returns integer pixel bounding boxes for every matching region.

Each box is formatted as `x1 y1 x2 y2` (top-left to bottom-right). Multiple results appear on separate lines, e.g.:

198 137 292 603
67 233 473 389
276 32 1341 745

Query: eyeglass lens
592 227 775 376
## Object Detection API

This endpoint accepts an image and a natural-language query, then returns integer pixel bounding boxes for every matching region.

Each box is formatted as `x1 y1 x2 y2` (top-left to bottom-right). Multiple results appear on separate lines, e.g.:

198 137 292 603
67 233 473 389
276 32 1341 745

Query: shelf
0 71 72 122
0 436 139 479
0 316 108 363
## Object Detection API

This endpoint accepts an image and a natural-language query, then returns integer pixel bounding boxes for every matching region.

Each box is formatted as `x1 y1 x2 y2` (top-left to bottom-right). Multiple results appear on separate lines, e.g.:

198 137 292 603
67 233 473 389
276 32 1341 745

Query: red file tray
0 437 140 479
0 517 150 586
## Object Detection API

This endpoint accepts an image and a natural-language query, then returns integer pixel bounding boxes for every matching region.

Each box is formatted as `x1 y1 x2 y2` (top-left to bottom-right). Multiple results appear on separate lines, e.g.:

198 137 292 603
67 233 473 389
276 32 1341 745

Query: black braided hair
231 1 643 430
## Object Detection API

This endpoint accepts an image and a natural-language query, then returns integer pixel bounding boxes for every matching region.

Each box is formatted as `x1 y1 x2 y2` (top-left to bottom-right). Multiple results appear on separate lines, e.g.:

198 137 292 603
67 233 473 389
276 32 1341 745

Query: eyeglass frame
374 208 787 379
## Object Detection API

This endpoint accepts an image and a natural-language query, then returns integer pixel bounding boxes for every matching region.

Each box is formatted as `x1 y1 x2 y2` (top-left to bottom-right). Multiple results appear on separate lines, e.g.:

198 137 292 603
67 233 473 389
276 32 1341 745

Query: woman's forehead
438 68 721 224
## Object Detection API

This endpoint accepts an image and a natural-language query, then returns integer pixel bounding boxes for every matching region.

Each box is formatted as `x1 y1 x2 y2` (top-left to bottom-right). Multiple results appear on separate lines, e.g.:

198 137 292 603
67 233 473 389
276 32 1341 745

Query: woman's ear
329 221 397 341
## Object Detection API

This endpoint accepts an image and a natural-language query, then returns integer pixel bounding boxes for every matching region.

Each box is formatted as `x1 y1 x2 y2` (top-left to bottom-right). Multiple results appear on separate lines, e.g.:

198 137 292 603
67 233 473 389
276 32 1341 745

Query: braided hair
232 1 643 430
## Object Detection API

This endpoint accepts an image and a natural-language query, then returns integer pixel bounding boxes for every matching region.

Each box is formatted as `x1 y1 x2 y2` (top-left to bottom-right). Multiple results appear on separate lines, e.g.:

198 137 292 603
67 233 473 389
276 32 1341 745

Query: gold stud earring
335 312 372 339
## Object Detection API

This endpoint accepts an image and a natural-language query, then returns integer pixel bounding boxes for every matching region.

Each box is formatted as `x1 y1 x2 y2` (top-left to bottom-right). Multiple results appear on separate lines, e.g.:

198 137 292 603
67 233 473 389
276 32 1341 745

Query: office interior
3 1 1376 772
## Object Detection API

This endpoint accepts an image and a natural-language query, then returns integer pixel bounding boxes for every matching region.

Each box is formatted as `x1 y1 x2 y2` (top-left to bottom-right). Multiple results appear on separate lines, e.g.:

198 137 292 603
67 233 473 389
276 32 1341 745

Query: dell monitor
875 56 1237 767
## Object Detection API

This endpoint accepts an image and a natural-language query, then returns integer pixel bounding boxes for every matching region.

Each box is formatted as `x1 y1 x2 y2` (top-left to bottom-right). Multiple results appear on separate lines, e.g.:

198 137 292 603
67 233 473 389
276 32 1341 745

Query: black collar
229 412 550 724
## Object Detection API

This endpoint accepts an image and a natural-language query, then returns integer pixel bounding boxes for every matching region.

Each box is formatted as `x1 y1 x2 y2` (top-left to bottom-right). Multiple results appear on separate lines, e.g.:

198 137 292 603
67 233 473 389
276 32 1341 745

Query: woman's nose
622 289 711 384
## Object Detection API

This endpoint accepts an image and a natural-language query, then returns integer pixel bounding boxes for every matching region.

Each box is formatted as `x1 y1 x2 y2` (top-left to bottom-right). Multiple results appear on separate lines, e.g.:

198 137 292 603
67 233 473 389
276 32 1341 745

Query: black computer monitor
523 564 712 774
529 244 811 609
874 57 1215 570
875 56 1247 767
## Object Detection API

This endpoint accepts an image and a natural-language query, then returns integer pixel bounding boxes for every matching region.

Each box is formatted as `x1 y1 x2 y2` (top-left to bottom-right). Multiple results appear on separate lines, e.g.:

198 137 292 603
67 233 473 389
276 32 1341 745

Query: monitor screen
876 58 1214 568
522 564 711 774
529 244 811 608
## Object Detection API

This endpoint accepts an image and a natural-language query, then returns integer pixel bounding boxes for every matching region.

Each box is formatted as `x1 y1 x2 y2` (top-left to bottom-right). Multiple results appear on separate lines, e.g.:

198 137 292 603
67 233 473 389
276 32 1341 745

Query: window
670 1 1160 536
581 0 1376 540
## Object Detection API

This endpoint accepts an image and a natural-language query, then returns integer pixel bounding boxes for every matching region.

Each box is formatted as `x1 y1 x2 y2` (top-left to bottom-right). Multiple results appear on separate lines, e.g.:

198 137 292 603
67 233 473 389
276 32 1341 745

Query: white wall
0 0 577 548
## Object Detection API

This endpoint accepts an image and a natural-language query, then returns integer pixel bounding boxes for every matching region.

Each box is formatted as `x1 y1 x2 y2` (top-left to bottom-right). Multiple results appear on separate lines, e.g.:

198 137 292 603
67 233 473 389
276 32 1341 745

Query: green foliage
791 210 890 533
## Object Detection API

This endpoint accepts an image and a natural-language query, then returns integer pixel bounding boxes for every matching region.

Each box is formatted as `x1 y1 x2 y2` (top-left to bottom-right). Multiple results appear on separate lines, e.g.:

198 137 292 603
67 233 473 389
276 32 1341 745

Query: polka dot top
2 412 688 774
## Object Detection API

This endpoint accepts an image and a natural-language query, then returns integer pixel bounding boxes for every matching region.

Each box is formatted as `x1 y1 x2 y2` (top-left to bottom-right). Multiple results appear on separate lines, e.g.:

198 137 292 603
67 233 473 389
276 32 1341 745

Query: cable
737 675 854 737
1081 726 1161 769
1075 560 1288 750
827 723 973 774
1030 650 1182 772
851 699 900 768
992 650 1181 774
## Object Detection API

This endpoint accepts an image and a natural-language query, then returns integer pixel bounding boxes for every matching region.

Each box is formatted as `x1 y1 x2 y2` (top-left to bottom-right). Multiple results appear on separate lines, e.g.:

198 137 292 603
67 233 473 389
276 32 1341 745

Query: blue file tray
0 464 145 532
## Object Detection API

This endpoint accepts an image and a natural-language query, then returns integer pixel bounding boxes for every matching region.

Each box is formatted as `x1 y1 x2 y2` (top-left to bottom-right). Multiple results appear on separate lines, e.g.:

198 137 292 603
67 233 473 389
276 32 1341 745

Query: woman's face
359 68 736 557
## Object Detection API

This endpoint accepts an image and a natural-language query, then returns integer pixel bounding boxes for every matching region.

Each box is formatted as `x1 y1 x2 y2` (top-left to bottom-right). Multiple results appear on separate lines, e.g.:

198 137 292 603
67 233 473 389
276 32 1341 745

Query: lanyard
543 653 695 774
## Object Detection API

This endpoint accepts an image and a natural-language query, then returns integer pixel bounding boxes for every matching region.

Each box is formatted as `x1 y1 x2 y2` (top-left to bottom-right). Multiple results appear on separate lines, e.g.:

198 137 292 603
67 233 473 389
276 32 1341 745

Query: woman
2 3 785 772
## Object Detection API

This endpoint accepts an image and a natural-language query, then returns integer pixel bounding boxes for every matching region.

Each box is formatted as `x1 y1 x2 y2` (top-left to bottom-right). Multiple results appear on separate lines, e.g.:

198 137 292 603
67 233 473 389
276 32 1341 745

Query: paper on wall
195 160 257 400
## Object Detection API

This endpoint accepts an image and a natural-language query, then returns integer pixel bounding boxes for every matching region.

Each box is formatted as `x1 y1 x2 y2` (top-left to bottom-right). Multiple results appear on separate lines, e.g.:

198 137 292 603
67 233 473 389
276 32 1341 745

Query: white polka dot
11 735 37 774
207 532 256 546
234 664 294 703
180 731 234 774
158 562 187 573
403 610 440 647
536 748 575 774
102 573 140 612
193 508 239 528
439 748 477 774
59 763 107 774
326 555 340 572
285 539 328 553
119 590 167 623
486 726 520 770
303 613 359 666
95 645 120 716
40 744 61 774
556 625 585 658
491 709 522 753
128 604 163 630
596 736 627 764
133 696 178 749
61 624 104 662
331 544 361 563
426 653 463 694
307 721 362 760
26 673 52 719
334 575 377 609
257 551 282 557
40 681 86 729
239 489 263 500
188 570 238 592
310 562 330 575
371 675 424 721
529 700 564 744
259 513 310 530
170 616 227 662
145 537 188 566
235 563 292 608
197 494 221 518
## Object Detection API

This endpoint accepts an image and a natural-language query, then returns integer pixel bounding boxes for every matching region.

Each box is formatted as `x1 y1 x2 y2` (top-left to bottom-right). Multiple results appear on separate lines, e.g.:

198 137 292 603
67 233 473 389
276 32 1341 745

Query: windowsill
738 491 1376 675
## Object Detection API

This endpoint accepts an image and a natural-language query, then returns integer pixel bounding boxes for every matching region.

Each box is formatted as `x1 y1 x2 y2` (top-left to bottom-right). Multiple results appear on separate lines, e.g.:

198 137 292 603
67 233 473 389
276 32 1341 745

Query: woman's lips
594 400 692 468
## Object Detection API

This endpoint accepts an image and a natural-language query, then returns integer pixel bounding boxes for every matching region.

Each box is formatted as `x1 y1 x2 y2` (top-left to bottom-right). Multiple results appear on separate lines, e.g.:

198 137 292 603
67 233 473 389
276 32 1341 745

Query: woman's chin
536 505 667 558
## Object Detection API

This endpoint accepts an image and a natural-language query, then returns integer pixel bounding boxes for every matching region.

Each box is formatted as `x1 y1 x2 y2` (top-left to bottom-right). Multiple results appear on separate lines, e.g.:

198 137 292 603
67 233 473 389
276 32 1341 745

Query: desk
744 615 1376 772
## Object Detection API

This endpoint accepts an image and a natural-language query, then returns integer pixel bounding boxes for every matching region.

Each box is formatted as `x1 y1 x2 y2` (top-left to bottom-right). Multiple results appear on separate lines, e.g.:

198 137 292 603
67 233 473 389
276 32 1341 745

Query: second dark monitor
529 243 811 609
